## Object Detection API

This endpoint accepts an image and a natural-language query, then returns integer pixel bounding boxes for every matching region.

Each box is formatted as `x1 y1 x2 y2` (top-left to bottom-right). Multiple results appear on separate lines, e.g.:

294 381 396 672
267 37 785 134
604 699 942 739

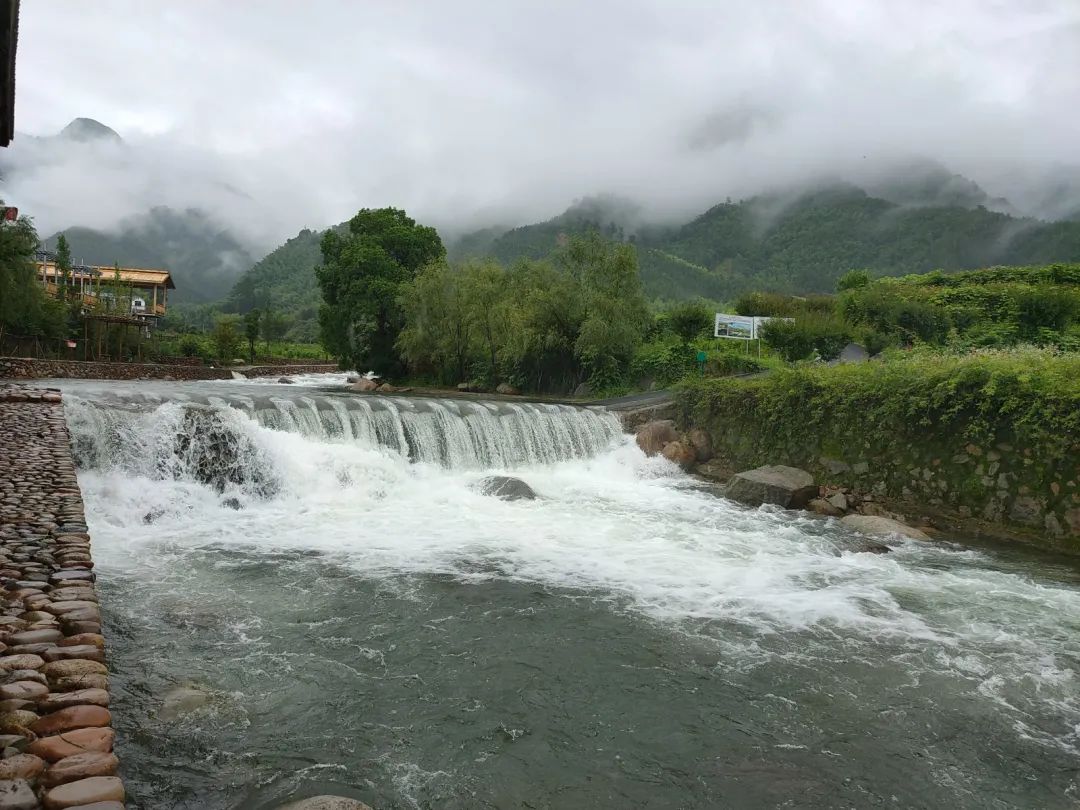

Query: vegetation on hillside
453 187 1080 302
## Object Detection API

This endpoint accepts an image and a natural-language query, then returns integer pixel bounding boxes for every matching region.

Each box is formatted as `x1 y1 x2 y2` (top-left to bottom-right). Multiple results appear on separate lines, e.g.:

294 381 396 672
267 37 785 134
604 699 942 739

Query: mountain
223 226 338 340
56 117 122 144
452 184 1080 300
47 207 256 303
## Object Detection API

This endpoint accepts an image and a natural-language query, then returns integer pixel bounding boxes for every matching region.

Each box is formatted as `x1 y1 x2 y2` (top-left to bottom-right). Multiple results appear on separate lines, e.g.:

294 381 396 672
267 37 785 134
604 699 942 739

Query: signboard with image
714 313 755 340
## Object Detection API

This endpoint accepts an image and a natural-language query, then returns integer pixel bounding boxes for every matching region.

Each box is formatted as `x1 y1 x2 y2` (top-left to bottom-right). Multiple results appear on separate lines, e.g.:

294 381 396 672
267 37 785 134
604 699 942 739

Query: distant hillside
223 226 337 340
47 207 256 303
452 186 1080 300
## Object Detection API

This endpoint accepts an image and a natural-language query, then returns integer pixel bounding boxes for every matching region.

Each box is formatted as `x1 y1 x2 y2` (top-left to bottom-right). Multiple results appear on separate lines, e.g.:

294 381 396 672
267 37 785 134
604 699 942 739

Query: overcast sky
6 1 1080 249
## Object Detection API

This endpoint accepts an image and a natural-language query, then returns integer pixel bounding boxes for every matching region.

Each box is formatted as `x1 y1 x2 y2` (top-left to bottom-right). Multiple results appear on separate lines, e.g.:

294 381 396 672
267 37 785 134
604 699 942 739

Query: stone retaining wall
0 357 338 382
0 385 124 808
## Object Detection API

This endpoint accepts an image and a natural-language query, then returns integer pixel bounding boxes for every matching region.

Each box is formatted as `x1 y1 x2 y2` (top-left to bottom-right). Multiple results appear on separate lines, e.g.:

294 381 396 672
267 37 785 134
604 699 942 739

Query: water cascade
49 379 1080 809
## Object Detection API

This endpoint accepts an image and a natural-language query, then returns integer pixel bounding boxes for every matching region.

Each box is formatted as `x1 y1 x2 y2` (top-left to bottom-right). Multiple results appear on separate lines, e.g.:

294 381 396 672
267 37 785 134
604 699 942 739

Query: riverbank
0 385 123 808
676 348 1080 552
0 357 338 382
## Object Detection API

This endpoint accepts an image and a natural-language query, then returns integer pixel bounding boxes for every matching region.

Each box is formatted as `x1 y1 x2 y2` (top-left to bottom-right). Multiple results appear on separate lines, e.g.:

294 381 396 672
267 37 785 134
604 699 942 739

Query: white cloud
4 0 1080 252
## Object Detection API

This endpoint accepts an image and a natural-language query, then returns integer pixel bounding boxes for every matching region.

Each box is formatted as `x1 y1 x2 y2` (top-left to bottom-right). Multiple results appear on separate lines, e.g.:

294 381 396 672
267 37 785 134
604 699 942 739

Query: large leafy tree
316 207 444 375
0 209 66 344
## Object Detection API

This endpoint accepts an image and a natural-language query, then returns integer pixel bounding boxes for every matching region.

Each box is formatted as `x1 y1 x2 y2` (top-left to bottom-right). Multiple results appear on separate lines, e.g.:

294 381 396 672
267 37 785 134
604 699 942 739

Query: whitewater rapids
51 378 1080 808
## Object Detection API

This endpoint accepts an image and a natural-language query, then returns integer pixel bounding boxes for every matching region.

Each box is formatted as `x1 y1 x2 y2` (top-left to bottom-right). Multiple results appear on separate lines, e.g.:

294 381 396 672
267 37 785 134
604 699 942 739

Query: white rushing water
63 387 1080 769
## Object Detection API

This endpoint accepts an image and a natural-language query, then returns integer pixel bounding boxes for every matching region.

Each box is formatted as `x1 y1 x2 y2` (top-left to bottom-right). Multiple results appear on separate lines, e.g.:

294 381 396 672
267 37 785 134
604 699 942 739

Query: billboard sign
714 313 755 340
714 313 794 340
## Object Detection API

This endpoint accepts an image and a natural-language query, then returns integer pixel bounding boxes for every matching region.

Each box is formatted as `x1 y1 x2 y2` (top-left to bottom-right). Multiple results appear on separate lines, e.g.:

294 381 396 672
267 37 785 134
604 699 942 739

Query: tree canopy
316 207 445 375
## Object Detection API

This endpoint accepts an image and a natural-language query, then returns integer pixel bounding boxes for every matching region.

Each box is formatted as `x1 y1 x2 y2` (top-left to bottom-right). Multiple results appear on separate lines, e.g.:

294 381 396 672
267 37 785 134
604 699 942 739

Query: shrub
1016 286 1079 335
759 314 851 362
666 300 713 342
837 269 871 292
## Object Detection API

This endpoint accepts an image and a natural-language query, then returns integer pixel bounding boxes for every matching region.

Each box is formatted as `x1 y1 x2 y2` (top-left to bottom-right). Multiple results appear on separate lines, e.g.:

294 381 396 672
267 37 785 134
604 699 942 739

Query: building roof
0 0 17 147
38 261 175 289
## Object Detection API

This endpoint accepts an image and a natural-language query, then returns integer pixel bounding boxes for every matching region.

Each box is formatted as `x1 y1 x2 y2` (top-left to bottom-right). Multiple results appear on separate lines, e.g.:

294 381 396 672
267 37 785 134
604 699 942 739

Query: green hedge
677 348 1080 546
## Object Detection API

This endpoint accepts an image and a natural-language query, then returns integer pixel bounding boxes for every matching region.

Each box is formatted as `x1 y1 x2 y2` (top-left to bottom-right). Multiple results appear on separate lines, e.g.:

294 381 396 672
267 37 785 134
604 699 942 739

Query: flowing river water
44 376 1080 809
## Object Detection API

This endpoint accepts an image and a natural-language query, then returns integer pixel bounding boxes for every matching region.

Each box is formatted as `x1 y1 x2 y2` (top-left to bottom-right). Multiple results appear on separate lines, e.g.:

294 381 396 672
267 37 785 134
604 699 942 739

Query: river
49 375 1080 809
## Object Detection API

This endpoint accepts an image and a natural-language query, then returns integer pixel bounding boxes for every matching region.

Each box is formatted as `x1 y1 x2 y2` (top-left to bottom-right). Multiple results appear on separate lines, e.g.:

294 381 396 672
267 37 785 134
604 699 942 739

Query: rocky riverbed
0 385 122 810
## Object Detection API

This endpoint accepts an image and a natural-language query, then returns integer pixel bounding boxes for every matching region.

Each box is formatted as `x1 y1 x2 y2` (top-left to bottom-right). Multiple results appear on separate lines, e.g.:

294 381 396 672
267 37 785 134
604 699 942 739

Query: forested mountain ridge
224 179 1080 327
452 185 1080 300
46 207 256 303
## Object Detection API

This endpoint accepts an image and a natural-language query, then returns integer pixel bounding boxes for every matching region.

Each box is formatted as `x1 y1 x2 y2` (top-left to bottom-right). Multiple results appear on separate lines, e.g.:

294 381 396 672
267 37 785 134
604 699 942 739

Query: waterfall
64 392 624 487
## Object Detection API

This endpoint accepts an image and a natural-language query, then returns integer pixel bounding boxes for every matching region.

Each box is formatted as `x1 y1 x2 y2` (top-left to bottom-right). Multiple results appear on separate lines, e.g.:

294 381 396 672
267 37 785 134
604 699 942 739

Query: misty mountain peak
58 117 122 143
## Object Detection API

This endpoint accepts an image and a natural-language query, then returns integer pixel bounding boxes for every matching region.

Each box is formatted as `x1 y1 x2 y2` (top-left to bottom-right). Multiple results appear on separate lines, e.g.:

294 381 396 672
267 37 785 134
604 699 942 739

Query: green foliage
837 269 871 292
211 315 242 364
243 309 261 362
734 291 835 317
759 314 851 361
841 264 1080 349
0 211 67 342
316 208 445 375
678 347 1080 469
666 299 712 342
452 187 1080 302
55 234 72 301
398 232 649 393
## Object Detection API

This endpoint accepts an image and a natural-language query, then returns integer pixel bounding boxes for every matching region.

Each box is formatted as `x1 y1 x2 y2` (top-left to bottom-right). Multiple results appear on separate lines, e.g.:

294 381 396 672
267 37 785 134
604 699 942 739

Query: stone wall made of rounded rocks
0 357 339 382
0 385 124 810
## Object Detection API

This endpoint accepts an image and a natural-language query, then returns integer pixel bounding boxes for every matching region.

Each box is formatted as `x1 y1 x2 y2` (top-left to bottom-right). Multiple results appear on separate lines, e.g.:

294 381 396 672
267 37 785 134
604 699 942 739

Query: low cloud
3 0 1080 255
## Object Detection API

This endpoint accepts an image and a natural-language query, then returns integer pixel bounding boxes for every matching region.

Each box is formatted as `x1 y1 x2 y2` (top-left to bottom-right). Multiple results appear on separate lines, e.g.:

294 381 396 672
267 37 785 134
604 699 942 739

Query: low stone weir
0 357 338 382
0 386 123 809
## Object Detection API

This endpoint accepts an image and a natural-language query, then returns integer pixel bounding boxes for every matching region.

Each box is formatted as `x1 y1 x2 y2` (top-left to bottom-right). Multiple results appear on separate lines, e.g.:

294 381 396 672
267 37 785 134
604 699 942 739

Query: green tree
316 207 445 375
398 260 478 383
243 309 262 363
260 307 291 352
211 315 242 364
55 234 73 301
0 210 61 344
667 299 712 343
462 259 509 384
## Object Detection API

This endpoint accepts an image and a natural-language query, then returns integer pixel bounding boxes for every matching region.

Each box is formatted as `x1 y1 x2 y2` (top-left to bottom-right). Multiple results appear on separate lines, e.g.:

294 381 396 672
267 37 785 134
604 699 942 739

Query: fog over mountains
5 2 1080 300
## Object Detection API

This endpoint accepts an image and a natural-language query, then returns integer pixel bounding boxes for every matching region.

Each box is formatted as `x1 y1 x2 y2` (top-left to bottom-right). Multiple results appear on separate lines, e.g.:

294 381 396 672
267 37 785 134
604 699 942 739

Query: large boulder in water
635 420 678 456
724 465 817 509
351 378 378 392
495 382 520 395
687 428 713 462
477 476 537 501
841 514 928 541
661 440 697 470
277 797 373 810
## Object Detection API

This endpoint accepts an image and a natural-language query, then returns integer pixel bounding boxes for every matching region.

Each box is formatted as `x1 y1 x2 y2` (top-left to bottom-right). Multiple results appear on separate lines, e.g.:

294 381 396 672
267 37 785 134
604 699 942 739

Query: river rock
42 775 124 809
0 681 49 702
840 514 929 541
30 706 111 737
0 656 44 672
159 685 211 720
724 466 817 509
808 498 844 517
0 752 45 781
27 728 115 762
277 797 374 810
476 476 537 502
660 440 697 470
41 751 119 788
687 428 713 463
495 383 520 395
41 661 107 681
50 675 108 693
826 492 849 512
635 420 678 456
39 689 109 712
350 378 378 392
0 779 37 810
277 377 294 384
